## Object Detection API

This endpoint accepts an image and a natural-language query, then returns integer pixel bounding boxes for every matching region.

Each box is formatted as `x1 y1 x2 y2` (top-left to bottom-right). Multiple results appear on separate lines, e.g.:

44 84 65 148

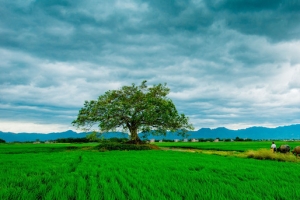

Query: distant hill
0 130 128 142
1 124 300 142
139 124 300 140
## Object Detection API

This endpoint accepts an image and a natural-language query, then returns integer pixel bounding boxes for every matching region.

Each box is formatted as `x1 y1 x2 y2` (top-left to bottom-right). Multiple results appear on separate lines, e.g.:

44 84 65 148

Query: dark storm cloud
1 1 120 61
204 0 300 42
143 0 214 33
0 0 300 132
1 0 214 63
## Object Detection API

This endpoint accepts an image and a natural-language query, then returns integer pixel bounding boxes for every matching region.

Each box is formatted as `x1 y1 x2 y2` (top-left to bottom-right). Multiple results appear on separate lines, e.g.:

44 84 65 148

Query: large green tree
72 81 193 143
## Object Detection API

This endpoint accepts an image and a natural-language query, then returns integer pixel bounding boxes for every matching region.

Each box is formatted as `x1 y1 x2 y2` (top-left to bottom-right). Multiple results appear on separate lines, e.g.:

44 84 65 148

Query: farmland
1 142 300 199
156 141 300 152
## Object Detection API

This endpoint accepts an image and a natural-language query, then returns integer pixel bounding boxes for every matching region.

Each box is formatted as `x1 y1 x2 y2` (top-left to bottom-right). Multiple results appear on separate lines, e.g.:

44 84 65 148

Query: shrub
108 137 129 143
162 139 174 142
0 138 6 143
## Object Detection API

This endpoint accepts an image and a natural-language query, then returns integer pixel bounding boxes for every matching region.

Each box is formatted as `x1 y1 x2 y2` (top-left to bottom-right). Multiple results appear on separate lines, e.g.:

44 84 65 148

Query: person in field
271 141 276 153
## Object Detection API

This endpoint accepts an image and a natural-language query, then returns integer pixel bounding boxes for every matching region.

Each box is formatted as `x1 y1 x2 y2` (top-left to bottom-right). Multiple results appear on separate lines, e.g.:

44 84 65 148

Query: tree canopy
72 80 193 143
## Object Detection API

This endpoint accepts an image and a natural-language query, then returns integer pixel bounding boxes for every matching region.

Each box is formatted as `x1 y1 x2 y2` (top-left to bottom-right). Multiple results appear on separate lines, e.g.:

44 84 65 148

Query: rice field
156 141 300 152
0 143 97 154
1 143 300 200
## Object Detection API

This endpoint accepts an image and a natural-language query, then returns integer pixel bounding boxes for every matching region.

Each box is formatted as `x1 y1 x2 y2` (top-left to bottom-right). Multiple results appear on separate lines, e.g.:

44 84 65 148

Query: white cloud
0 121 76 133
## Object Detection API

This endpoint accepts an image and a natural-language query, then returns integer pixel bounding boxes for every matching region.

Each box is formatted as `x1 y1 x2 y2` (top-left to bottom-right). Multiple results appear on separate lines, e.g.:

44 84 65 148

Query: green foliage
86 131 102 142
162 139 174 142
72 80 193 142
197 138 213 142
108 137 129 143
234 137 252 141
94 142 157 151
0 138 5 143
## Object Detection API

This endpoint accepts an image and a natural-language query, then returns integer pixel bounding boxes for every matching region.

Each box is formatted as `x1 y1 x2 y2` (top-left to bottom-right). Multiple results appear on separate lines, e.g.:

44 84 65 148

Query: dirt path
159 147 197 153
159 147 245 157
159 147 300 163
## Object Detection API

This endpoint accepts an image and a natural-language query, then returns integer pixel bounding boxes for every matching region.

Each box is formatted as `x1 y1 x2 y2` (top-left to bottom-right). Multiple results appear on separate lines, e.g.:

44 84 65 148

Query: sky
1 0 300 133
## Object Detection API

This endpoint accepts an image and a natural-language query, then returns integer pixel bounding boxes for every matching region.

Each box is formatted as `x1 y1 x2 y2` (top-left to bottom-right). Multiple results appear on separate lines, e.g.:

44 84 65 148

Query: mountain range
1 124 300 142
142 124 300 140
0 130 128 142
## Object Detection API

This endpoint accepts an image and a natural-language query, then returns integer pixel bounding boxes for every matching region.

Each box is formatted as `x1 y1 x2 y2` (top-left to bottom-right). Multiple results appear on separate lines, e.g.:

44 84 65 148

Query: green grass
0 143 98 154
94 142 158 151
156 141 300 152
0 143 300 199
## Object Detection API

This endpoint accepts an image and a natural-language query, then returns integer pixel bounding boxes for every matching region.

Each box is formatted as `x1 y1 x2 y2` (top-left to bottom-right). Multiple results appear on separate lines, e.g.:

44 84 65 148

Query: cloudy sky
1 0 300 133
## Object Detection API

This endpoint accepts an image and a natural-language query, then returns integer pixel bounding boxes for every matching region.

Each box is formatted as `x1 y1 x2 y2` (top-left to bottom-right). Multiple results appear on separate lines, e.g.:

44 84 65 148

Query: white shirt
271 144 276 149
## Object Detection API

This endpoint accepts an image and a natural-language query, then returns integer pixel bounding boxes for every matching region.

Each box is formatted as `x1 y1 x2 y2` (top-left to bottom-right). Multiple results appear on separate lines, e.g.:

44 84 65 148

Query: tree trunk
128 128 142 144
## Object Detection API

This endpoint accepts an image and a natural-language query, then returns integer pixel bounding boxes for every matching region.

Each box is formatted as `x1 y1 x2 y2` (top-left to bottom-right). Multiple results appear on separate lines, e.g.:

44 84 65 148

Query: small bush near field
94 142 159 151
